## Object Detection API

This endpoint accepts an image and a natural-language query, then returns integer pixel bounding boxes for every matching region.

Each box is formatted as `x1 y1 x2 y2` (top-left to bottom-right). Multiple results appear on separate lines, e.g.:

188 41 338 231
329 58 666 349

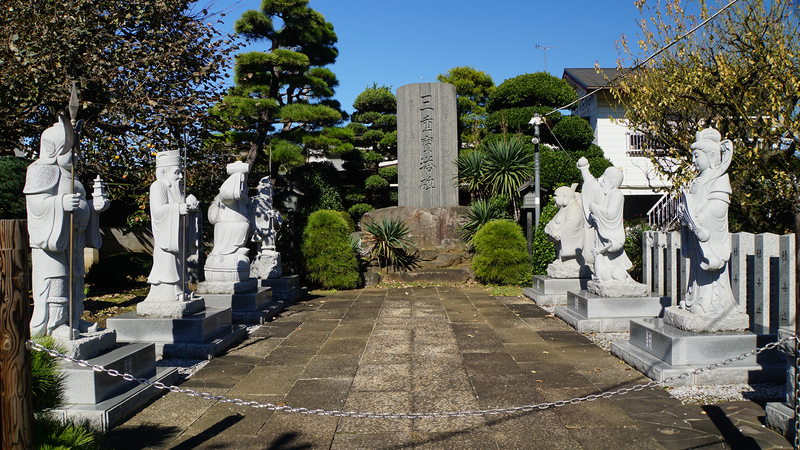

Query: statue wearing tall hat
137 150 203 317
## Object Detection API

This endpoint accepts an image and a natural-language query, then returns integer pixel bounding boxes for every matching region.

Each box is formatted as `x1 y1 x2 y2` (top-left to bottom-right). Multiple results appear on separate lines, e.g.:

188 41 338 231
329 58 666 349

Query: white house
562 68 672 220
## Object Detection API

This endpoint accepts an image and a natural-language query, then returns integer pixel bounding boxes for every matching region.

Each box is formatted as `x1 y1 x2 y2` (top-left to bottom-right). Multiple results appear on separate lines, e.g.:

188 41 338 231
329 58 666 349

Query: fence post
0 220 33 450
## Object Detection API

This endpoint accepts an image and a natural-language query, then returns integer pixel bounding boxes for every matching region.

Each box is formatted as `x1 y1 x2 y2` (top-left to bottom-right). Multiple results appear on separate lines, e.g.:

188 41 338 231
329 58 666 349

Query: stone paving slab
104 287 792 449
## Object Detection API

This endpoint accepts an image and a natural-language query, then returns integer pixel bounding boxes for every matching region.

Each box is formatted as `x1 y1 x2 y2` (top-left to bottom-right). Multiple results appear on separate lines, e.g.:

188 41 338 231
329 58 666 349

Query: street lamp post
529 113 543 230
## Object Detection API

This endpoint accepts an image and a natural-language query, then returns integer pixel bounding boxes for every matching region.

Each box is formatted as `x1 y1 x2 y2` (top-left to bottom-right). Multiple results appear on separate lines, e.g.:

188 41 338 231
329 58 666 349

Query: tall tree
612 0 800 235
437 66 495 149
211 0 344 170
0 0 238 220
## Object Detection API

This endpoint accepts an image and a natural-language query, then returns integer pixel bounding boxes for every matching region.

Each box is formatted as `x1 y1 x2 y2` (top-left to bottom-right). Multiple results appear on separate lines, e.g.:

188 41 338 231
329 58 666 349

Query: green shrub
459 199 508 245
31 336 104 450
378 166 397 183
339 211 356 233
348 203 374 226
625 221 651 283
365 174 389 191
531 201 558 275
85 252 152 288
552 115 594 150
301 210 361 289
362 215 417 272
472 220 531 285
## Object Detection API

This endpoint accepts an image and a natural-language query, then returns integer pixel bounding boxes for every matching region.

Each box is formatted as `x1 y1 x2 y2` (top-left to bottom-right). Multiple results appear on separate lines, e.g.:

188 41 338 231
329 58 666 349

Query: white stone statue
24 115 110 338
205 161 254 282
675 128 744 322
138 150 203 317
544 183 592 278
577 157 632 284
250 176 283 279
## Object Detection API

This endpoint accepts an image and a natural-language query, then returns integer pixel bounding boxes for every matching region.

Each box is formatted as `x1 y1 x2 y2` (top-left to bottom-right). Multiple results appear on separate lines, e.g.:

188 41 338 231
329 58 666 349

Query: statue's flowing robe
24 163 100 336
148 179 197 285
582 175 631 281
207 173 253 257
545 200 585 261
681 169 741 315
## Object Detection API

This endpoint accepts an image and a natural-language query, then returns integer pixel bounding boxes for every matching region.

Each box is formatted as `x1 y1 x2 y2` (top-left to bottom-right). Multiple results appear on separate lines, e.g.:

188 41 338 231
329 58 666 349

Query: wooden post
0 220 33 450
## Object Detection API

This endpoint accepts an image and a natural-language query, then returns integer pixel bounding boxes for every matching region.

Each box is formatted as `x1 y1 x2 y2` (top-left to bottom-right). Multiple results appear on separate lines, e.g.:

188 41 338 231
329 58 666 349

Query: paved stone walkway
105 287 792 449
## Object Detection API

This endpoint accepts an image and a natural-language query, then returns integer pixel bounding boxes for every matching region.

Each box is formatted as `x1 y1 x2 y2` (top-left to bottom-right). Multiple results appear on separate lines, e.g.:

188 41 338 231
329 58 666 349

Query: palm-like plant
482 137 535 220
362 215 417 273
459 199 508 246
455 149 487 200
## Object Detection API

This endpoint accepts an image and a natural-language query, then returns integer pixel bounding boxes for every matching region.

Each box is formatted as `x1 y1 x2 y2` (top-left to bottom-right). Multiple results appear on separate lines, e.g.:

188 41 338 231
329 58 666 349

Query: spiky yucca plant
459 199 509 246
362 215 416 273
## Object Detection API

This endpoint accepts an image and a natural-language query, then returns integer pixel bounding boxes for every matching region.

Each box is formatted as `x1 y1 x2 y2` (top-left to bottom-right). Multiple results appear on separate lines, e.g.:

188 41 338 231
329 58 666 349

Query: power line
548 0 741 116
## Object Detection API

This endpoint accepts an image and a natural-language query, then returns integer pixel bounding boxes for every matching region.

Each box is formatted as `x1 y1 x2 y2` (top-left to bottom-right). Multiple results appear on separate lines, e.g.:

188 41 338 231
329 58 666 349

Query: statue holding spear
24 83 110 339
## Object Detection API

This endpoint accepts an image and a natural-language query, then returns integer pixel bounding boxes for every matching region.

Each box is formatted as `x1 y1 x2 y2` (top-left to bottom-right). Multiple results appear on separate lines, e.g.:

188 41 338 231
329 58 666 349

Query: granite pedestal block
554 290 670 332
202 287 278 323
766 326 797 439
57 328 117 360
106 308 247 359
259 275 306 302
522 275 589 306
611 319 783 386
54 342 178 431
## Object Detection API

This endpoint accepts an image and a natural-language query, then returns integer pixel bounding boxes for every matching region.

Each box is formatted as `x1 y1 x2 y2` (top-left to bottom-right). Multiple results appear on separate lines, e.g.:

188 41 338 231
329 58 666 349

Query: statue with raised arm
137 150 203 317
205 161 254 282
544 183 592 278
667 128 746 331
250 176 284 279
577 158 632 282
25 115 110 338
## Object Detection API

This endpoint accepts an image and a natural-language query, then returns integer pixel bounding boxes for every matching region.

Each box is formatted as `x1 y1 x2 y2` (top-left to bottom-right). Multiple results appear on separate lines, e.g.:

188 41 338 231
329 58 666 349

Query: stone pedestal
106 308 246 359
663 306 749 332
523 275 590 306
611 319 783 386
766 327 797 439
259 275 306 303
53 342 178 431
136 296 205 318
201 287 280 324
554 290 670 332
56 328 117 360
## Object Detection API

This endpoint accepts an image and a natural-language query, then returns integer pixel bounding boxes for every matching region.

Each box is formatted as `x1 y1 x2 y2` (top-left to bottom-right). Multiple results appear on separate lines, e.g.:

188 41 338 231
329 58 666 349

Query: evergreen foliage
437 66 495 147
486 73 577 111
471 220 531 285
0 156 33 219
301 210 361 289
531 201 558 275
459 199 509 246
348 203 374 226
552 116 594 149
361 215 416 272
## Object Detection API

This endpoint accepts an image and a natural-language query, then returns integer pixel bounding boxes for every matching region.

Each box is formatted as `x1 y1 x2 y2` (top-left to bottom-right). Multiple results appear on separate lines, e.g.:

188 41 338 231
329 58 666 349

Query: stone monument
397 82 458 208
136 150 204 318
250 175 283 279
523 183 592 306
665 128 748 332
553 158 667 332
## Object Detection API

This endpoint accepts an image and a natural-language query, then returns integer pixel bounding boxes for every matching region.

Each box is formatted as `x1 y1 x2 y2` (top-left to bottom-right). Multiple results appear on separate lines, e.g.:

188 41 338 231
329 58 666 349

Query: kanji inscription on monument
397 82 458 207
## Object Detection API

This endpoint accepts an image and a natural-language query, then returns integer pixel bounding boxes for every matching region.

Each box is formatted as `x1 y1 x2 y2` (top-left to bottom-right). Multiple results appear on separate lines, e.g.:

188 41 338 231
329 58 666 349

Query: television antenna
536 44 558 73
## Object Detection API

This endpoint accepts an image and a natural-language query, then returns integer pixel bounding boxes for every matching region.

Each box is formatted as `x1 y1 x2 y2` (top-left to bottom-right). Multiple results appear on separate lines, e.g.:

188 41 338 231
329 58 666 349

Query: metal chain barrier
26 335 794 419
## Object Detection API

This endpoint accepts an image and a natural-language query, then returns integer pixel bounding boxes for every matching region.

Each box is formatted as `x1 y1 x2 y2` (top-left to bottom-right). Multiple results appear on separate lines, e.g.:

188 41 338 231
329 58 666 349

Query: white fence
642 231 796 331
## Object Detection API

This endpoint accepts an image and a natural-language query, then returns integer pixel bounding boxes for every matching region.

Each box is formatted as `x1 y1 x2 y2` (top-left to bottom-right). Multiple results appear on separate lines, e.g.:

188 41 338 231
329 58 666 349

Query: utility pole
535 44 558 73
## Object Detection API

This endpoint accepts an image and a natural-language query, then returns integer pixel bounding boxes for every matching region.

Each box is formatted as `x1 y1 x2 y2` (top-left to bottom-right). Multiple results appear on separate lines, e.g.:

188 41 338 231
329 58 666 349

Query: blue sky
208 0 647 115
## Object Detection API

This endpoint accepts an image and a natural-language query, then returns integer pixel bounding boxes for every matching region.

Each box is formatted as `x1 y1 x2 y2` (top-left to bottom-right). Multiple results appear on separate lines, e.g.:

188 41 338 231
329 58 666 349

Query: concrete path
105 286 792 449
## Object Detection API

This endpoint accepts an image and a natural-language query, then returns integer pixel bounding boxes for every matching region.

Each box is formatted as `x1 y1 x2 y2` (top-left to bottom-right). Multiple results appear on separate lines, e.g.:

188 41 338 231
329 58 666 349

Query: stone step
53 366 179 431
107 307 234 343
523 276 590 306
61 342 156 404
202 287 272 312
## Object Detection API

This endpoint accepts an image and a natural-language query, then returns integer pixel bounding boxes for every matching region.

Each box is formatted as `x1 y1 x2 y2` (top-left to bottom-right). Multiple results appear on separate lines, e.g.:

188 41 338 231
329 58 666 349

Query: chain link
26 335 793 419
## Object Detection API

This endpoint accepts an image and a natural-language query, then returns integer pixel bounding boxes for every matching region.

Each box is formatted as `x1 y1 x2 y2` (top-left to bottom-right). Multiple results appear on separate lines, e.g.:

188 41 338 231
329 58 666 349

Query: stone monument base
546 261 592 279
523 275 590 307
766 327 797 439
202 287 283 324
106 307 246 359
53 342 178 431
55 328 117 360
196 279 258 295
259 275 306 303
663 306 749 332
554 290 670 332
587 280 649 298
136 296 205 318
611 319 782 386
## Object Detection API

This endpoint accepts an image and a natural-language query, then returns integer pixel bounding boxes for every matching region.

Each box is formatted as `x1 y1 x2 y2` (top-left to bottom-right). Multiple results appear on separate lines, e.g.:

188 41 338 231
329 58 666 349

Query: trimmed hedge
472 219 531 285
301 210 361 289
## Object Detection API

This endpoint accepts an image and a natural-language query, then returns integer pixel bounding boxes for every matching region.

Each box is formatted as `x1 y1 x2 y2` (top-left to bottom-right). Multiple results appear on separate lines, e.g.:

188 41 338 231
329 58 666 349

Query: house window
627 132 668 157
